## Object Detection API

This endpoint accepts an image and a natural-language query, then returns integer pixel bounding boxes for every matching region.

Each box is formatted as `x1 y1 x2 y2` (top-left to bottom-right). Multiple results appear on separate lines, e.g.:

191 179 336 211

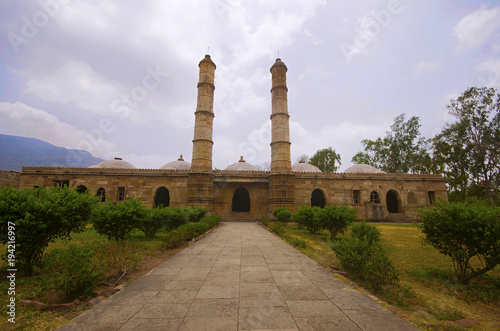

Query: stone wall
0 170 21 188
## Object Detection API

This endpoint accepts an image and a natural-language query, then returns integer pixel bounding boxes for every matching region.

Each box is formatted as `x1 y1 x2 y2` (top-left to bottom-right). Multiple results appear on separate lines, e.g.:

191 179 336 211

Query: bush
273 208 293 223
177 222 209 241
138 206 171 239
187 207 208 222
44 243 104 300
332 223 399 291
0 186 98 276
269 221 285 237
93 198 147 241
351 221 381 244
285 235 307 249
319 205 357 239
419 201 500 284
200 215 220 229
261 216 271 227
293 205 322 234
163 230 186 249
168 207 191 229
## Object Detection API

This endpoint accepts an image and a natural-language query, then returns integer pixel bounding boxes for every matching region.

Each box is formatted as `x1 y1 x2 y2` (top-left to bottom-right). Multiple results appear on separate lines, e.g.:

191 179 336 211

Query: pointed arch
154 186 170 207
75 185 87 194
311 188 326 208
386 190 399 213
232 187 250 212
96 188 106 203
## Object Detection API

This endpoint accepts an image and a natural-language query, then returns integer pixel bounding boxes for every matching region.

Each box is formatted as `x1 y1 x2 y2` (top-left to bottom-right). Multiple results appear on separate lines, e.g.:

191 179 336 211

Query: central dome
344 164 386 174
89 157 136 169
225 156 259 171
292 160 322 173
160 155 191 170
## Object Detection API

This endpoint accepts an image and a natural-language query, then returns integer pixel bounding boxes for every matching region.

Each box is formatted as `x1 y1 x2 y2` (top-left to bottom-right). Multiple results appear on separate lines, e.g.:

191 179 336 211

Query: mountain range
0 134 105 171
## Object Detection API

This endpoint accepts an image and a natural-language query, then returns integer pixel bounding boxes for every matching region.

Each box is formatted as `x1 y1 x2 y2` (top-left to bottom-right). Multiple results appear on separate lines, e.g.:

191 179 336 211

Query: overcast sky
1 0 499 171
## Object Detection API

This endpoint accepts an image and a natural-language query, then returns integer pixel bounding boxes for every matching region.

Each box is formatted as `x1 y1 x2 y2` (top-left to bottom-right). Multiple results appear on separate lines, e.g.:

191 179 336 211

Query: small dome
160 155 191 170
292 160 322 173
344 164 386 174
89 157 136 169
225 156 259 171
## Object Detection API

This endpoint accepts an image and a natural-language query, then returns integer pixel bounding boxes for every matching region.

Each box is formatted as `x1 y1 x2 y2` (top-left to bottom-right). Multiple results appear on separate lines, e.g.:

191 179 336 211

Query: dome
89 157 136 169
160 155 191 170
344 164 386 174
225 156 259 171
292 160 322 173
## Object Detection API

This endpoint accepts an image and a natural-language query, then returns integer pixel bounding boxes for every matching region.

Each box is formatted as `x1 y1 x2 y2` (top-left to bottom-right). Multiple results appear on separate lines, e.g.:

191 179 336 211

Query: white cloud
476 57 500 88
453 7 500 49
415 61 441 73
0 102 118 160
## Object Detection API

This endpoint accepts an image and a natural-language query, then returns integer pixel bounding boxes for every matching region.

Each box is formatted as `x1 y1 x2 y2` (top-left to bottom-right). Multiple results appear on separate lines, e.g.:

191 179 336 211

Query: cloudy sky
0 0 499 171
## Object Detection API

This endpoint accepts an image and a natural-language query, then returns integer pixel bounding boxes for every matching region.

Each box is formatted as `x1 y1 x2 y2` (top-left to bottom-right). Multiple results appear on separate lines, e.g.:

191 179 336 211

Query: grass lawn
0 226 182 331
274 222 500 331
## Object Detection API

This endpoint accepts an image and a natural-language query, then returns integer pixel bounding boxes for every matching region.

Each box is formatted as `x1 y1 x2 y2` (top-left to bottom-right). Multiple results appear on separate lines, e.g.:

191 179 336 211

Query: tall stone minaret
187 55 216 209
269 58 295 211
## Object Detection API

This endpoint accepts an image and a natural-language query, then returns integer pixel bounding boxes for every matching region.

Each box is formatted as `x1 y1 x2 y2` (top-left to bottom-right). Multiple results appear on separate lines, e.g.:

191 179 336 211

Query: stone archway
311 189 326 208
75 185 87 193
96 188 106 203
154 187 170 207
386 190 399 213
232 187 250 212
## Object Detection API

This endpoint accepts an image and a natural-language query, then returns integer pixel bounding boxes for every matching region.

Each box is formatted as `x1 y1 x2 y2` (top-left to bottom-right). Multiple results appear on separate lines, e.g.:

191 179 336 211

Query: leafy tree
0 186 98 276
419 201 500 284
297 154 310 163
309 147 341 172
352 113 431 174
138 206 171 239
318 205 357 239
432 87 500 204
93 198 147 241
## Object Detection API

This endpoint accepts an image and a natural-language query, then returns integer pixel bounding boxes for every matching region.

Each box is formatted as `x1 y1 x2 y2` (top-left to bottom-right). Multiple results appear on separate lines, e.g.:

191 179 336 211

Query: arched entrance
154 187 170 207
311 189 326 208
75 185 87 193
386 190 399 213
232 187 250 212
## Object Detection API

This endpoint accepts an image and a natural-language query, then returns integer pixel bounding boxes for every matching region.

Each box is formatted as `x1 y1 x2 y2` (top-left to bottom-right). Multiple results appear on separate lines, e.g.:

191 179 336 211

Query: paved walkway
58 222 418 330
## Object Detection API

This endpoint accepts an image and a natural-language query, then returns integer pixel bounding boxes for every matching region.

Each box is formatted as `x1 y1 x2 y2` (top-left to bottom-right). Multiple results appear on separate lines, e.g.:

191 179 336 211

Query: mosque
17 55 447 221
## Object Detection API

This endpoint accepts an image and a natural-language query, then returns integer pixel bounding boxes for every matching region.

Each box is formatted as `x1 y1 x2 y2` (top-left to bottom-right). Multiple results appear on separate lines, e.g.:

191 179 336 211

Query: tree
319 205 357 239
351 113 431 174
419 201 500 284
0 186 98 276
309 147 342 172
432 87 500 204
293 205 322 233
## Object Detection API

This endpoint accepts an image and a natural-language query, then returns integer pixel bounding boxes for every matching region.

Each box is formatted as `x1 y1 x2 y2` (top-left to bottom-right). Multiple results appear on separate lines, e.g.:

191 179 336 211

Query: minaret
270 58 292 173
187 55 216 209
269 58 295 211
191 54 216 172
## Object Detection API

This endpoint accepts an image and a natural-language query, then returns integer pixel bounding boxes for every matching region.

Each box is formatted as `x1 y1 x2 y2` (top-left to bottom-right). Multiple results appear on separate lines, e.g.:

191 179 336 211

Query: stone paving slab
58 222 419 330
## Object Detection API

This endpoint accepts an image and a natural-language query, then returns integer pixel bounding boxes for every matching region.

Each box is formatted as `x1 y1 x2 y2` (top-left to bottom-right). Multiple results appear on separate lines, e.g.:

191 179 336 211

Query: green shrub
138 206 171 239
269 221 285 237
0 186 98 276
273 208 293 223
163 230 186 249
351 221 381 244
293 205 322 234
319 205 357 239
93 198 147 241
261 216 271 227
187 207 208 222
177 222 209 241
286 235 307 249
331 223 399 291
200 215 220 229
44 243 104 300
419 201 500 284
168 207 191 229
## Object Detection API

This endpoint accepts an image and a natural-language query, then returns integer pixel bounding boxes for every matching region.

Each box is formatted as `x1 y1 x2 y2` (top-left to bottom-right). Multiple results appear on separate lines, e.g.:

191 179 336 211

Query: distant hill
0 134 105 171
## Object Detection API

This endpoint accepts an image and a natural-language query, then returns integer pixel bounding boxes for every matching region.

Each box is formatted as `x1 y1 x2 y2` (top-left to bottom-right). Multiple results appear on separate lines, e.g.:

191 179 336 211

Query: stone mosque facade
16 55 448 221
